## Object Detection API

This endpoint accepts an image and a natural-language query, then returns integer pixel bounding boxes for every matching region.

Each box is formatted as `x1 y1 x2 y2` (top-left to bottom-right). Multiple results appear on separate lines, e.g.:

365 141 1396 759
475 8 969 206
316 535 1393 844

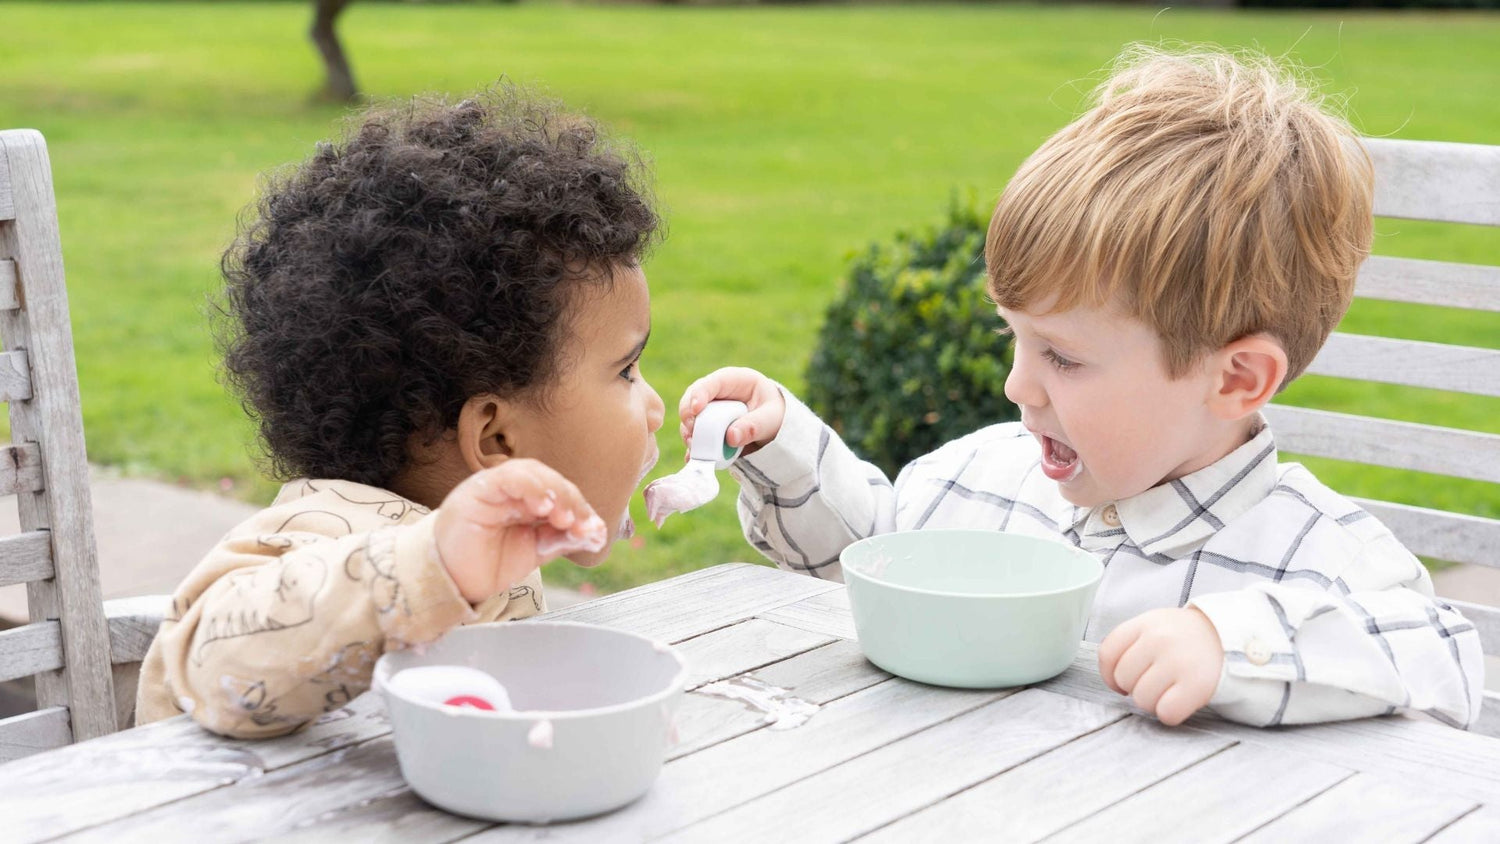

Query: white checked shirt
731 392 1485 729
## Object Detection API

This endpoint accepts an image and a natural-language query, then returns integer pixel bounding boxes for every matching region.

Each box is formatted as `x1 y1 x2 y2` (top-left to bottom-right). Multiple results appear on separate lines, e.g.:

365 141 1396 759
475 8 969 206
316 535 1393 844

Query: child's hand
1097 607 1224 726
680 367 786 455
434 459 607 605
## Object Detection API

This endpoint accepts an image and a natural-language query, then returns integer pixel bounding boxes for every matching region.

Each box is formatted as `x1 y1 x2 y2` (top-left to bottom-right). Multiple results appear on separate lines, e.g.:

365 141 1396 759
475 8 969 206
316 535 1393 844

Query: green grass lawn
1 1 1496 592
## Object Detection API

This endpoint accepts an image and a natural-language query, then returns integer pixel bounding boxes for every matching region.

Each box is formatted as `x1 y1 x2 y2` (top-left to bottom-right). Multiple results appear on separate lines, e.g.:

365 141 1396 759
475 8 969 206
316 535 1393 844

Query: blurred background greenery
0 1 1495 592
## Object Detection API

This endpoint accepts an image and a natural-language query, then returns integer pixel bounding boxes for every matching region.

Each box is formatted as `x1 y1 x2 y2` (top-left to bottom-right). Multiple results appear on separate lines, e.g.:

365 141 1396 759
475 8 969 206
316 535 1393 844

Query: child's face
512 264 665 564
998 301 1229 509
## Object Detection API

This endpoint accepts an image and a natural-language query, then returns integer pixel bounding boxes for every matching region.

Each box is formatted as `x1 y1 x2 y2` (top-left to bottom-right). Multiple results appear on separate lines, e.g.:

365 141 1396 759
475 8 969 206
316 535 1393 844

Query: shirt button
1100 504 1121 527
1245 639 1272 666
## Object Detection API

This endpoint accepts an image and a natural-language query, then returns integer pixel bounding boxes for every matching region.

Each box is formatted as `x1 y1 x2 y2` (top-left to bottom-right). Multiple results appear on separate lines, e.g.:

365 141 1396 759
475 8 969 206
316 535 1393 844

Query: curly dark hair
217 86 660 487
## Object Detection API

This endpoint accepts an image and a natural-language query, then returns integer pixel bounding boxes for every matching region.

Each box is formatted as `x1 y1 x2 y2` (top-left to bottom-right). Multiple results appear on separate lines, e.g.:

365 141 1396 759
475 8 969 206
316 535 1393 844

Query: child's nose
645 382 666 433
1004 354 1046 409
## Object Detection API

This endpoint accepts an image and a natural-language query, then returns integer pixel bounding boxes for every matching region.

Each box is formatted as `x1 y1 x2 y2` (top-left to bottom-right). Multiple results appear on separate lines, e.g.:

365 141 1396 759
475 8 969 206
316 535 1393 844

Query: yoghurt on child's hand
388 665 513 712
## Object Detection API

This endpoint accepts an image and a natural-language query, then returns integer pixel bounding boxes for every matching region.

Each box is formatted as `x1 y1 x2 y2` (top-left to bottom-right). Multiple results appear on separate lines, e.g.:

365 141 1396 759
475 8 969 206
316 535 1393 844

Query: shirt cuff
381 512 477 648
1191 588 1299 725
731 385 823 488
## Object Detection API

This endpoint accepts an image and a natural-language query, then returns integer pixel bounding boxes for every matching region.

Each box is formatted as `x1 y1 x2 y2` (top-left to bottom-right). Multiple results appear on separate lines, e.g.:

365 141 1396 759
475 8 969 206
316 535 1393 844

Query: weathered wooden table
4 563 1500 842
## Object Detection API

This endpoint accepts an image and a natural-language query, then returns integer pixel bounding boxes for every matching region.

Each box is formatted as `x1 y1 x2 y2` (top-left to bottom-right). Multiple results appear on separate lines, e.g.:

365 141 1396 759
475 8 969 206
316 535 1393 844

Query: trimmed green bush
805 199 1018 479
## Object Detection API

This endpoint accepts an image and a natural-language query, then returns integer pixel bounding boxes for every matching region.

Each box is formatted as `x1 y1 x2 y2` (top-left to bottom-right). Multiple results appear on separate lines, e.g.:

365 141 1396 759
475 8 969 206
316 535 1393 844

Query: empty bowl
841 529 1103 688
374 621 688 823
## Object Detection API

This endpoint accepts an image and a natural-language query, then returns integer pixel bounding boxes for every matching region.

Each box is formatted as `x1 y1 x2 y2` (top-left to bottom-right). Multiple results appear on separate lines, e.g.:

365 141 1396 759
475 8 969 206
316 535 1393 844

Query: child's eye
620 357 641 382
1043 348 1079 371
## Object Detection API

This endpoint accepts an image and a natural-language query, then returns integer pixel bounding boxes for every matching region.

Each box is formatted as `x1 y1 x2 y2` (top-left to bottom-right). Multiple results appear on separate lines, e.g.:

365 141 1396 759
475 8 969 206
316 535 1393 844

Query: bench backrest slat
1358 255 1500 313
1306 334 1500 398
1368 138 1500 225
1262 406 1500 485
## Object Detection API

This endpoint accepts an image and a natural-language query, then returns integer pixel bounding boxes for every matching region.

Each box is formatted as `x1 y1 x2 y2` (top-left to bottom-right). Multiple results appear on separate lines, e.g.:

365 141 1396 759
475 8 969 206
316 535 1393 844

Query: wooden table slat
472 678 1015 842
662 688 1128 843
1043 742 1353 844
858 716 1237 844
1427 806 1500 843
757 586 855 639
675 616 834 690
546 562 839 643
1237 773 1480 844
0 693 392 842
671 637 889 760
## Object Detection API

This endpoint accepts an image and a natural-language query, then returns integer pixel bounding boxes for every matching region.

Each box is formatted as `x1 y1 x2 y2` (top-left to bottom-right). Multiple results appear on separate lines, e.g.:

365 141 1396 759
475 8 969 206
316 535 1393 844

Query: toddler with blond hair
682 46 1483 729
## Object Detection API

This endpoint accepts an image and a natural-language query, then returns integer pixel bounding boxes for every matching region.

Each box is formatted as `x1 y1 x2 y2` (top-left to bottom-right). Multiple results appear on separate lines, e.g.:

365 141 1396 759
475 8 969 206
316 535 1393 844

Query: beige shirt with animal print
136 479 546 738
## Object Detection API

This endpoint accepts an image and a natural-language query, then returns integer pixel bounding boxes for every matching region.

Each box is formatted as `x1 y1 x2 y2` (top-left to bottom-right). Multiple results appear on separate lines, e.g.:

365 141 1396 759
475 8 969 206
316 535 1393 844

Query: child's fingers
725 409 768 447
1097 620 1141 695
680 367 767 421
1129 664 1174 716
1153 683 1202 727
471 459 596 529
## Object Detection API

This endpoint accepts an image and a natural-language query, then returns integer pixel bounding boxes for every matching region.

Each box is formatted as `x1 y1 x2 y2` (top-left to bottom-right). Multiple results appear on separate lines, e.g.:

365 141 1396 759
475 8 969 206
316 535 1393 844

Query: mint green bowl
842 530 1103 688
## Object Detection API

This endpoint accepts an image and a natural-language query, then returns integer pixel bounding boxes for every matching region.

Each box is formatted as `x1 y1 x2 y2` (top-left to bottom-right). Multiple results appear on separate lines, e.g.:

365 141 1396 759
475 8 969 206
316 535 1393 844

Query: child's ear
456 394 517 473
1207 334 1289 421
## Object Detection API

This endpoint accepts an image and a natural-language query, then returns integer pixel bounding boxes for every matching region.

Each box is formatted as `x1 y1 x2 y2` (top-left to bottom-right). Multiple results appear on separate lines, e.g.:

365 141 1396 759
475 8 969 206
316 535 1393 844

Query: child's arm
151 460 604 739
1101 532 1484 729
680 368 898 581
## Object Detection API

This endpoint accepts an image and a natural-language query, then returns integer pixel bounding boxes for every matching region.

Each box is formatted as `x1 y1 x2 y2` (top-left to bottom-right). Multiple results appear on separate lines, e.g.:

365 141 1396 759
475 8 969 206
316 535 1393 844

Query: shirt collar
1085 418 1279 557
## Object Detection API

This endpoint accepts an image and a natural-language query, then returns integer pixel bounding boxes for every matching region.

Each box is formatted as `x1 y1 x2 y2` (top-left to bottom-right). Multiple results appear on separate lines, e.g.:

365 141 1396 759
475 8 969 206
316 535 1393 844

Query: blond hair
986 45 1374 383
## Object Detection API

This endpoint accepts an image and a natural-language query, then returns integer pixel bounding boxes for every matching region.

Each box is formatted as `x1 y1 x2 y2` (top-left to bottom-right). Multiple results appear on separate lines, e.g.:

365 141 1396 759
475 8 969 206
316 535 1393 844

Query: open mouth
1039 434 1083 483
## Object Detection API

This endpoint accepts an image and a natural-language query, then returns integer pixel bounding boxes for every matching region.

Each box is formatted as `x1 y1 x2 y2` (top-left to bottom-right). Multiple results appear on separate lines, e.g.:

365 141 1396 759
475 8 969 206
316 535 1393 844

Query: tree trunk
310 0 357 103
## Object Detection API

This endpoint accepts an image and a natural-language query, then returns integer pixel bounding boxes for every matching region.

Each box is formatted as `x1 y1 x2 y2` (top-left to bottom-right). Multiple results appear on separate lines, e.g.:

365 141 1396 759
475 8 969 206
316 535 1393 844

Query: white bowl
374 621 688 823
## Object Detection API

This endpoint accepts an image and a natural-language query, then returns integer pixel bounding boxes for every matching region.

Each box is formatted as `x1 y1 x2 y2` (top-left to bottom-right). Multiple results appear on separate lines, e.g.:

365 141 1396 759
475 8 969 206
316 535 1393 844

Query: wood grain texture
1262 405 1500 484
674 617 834 690
471 679 1013 843
544 562 839 643
0 692 392 842
1367 137 1500 226
756 586 855 639
671 637 889 760
103 594 167 664
1428 806 1500 843
663 689 1127 843
0 350 31 402
0 259 18 309
0 151 11 220
0 129 115 742
1358 255 1500 313
0 530 53 589
0 706 69 765
59 735 413 844
0 442 44 498
1239 773 1478 843
861 717 1235 844
1044 742 1352 844
1307 333 1500 398
0 619 61 682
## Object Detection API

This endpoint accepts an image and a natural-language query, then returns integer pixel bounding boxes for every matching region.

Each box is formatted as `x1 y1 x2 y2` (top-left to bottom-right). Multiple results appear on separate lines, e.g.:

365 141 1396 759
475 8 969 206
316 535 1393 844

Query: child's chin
1056 485 1103 508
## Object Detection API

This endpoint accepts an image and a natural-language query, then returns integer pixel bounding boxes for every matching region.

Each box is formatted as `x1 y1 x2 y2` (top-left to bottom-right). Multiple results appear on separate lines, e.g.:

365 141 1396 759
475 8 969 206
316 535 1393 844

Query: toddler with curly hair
136 87 666 738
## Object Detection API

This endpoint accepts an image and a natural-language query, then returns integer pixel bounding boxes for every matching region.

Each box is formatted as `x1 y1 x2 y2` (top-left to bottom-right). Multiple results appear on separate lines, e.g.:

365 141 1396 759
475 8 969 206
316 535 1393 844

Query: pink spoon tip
444 695 496 711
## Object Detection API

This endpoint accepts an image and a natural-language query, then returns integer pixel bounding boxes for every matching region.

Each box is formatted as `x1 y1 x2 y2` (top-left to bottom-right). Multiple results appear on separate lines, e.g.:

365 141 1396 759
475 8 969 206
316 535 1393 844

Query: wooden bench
1263 136 1500 736
0 129 161 762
